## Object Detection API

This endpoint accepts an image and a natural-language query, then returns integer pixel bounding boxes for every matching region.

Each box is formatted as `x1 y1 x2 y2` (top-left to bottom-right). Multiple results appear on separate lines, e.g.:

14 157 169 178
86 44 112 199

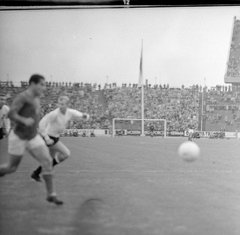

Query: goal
112 118 167 137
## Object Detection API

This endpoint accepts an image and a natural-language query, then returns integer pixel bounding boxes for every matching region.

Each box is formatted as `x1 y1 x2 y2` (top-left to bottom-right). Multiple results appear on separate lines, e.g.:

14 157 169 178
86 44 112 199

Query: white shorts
188 129 194 134
8 130 45 156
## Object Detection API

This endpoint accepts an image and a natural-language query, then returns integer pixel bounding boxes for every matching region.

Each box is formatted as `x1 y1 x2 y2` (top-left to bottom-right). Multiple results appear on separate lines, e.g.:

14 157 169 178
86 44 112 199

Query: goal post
112 118 167 137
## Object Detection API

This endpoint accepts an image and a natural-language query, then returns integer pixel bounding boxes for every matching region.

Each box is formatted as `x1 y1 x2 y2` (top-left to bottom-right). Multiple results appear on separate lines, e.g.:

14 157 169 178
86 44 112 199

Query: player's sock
42 173 63 205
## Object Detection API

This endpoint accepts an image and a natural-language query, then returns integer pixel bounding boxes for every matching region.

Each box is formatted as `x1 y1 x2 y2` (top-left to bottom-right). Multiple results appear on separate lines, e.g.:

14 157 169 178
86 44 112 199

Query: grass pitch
0 137 240 235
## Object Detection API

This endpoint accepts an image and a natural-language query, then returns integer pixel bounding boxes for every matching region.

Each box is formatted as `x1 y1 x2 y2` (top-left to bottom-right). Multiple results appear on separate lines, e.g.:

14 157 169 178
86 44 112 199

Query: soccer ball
178 141 200 162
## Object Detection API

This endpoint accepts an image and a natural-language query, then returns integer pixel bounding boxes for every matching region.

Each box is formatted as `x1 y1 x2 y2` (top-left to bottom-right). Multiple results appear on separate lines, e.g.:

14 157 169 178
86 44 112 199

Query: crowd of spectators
205 85 240 130
1 80 240 132
104 85 199 132
0 82 110 130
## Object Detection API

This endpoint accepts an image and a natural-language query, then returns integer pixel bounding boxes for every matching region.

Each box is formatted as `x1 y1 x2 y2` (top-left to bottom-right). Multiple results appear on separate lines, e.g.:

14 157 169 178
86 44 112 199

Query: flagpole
141 76 145 136
201 78 206 131
140 39 145 137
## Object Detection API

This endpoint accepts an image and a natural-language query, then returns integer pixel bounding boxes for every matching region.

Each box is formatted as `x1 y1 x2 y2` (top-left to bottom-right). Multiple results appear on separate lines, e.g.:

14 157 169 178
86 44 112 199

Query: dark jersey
150 126 154 131
9 91 41 140
188 124 194 129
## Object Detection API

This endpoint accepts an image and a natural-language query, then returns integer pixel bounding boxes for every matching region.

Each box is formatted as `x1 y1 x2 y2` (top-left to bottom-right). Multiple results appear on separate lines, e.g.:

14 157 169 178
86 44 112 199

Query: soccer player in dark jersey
150 124 154 137
0 74 63 205
188 123 194 141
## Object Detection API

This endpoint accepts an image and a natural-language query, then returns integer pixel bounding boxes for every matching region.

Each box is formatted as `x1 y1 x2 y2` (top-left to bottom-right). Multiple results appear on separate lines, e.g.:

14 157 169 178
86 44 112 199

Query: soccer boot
47 195 64 205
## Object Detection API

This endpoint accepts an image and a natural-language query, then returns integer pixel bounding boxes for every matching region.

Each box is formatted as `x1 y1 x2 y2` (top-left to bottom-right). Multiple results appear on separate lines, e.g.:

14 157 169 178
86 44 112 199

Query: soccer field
0 137 240 235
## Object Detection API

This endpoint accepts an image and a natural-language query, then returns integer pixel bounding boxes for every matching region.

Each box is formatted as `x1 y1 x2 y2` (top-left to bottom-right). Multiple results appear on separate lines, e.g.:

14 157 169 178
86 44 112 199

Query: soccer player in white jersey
0 96 10 142
31 95 90 182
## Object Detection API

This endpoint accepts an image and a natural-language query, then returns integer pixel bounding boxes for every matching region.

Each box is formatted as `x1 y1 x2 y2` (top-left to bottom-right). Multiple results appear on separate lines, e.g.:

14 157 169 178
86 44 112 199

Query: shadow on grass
71 198 112 235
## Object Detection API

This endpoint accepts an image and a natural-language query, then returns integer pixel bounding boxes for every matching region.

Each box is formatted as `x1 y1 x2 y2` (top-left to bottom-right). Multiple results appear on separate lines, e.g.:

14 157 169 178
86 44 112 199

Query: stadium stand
225 18 240 79
104 85 199 131
1 81 239 132
205 85 240 131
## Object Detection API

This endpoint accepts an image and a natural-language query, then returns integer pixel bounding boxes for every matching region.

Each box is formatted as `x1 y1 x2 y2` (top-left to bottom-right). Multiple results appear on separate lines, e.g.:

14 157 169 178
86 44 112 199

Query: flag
138 40 143 88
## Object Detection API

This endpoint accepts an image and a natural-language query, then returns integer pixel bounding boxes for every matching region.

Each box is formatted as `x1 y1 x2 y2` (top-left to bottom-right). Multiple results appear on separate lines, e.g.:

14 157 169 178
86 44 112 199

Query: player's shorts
44 135 60 147
188 129 194 134
0 128 3 140
8 130 45 156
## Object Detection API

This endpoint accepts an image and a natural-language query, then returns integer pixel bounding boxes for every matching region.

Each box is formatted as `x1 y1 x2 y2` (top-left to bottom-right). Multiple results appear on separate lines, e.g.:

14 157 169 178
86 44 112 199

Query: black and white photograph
0 4 240 235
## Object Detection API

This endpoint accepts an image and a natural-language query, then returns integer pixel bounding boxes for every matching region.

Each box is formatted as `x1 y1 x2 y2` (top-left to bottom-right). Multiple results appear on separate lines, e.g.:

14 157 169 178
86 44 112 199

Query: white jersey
39 108 84 139
0 105 10 132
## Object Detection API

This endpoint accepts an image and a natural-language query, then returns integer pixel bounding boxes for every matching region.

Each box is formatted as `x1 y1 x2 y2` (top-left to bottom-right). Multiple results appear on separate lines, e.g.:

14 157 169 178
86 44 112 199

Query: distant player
188 123 195 141
150 124 154 137
31 96 90 182
0 75 63 205
82 130 86 137
116 130 123 137
0 96 10 141
90 130 95 137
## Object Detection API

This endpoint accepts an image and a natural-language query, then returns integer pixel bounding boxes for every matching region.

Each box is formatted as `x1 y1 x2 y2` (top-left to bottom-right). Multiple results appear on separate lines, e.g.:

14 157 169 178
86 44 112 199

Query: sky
0 6 240 87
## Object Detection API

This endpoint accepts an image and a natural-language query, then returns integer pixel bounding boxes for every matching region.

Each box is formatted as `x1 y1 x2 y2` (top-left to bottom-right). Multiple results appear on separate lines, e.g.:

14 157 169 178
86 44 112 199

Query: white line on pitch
13 170 240 174
61 169 240 173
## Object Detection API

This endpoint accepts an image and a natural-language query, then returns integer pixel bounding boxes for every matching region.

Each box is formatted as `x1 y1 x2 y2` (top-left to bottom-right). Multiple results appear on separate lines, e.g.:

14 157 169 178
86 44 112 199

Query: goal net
112 118 167 137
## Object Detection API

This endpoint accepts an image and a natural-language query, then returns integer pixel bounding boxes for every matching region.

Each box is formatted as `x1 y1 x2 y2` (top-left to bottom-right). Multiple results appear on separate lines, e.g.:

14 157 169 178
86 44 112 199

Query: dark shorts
42 135 60 147
0 128 3 140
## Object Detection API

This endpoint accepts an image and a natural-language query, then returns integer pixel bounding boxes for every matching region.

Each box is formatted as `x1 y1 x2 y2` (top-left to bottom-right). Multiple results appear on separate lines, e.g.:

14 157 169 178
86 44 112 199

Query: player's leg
50 141 71 163
191 130 194 140
0 154 23 176
188 130 193 141
0 127 2 136
31 148 56 181
0 130 25 177
27 135 63 205
0 127 5 149
32 141 70 178
0 128 3 146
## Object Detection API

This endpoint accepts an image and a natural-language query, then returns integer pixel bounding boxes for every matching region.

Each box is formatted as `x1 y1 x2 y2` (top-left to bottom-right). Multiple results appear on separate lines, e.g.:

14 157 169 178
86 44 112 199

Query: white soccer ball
178 141 200 162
